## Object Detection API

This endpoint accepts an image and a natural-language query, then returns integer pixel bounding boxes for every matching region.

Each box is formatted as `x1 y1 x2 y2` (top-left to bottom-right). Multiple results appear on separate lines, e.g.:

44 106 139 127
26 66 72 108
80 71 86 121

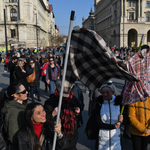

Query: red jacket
41 62 49 76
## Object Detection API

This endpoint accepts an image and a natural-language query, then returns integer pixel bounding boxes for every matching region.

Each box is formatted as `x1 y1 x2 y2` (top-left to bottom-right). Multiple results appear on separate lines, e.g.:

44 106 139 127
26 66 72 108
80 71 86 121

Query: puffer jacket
129 97 150 136
1 100 26 148
95 95 122 150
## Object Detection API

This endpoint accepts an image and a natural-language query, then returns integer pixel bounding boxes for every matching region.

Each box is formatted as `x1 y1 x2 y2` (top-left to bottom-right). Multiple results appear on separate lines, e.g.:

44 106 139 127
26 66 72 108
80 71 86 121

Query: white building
0 0 56 48
94 0 150 47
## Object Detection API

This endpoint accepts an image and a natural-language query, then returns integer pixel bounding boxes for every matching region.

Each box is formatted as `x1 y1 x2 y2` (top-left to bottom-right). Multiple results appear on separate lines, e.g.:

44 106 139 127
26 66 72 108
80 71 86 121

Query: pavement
0 62 150 150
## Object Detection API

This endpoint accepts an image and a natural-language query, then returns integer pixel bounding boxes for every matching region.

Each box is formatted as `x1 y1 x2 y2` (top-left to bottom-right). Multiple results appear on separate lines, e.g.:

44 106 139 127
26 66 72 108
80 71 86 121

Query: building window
146 1 150 7
10 0 17 2
146 14 150 21
11 29 16 38
129 12 134 20
10 9 17 21
129 1 134 7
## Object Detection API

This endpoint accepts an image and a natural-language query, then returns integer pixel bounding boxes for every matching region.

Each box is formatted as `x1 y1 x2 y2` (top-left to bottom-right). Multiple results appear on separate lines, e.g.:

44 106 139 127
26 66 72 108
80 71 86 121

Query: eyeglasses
11 89 27 96
50 60 54 62
17 89 27 94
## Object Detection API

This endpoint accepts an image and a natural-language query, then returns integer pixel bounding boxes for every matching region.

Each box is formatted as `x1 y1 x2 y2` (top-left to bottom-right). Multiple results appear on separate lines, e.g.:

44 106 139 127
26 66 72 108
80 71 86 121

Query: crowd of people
0 45 150 150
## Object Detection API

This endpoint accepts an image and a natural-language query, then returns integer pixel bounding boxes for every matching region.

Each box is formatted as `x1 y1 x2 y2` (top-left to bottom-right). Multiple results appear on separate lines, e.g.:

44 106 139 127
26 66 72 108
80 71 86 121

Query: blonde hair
17 60 24 67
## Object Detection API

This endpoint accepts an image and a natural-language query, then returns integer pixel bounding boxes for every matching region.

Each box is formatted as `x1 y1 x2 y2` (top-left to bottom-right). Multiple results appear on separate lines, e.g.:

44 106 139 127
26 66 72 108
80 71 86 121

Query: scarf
54 89 77 136
33 122 43 138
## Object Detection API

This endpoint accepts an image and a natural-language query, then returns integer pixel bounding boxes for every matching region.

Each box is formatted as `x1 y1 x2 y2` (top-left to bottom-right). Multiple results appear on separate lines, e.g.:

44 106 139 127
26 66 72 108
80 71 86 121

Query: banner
0 46 10 52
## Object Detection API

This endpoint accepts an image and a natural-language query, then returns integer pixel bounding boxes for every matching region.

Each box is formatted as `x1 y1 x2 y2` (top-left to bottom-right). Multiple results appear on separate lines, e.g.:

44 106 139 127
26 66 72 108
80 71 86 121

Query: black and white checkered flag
62 28 137 96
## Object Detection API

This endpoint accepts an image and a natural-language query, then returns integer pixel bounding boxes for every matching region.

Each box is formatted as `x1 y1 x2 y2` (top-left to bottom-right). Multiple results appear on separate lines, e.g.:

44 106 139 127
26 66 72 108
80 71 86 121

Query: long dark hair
24 102 43 150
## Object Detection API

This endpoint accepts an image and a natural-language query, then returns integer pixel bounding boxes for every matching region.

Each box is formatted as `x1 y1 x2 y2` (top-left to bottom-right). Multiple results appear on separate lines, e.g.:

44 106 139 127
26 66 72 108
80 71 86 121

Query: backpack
5 58 9 64
85 100 103 140
71 83 84 111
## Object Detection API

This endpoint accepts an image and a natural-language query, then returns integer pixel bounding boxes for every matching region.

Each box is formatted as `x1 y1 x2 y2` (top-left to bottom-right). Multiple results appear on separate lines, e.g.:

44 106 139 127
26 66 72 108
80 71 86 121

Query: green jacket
1 100 26 144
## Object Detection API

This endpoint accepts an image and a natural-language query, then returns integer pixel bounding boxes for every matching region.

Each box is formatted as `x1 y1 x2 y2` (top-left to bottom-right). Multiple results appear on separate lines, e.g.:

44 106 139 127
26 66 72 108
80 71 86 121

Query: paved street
0 63 150 150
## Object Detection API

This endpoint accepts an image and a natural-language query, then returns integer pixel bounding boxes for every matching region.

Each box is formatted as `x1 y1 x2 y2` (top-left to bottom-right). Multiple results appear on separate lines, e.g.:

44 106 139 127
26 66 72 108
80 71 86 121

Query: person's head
12 56 18 63
56 55 60 59
42 58 48 63
99 80 116 101
49 53 53 57
140 45 149 57
29 59 34 66
7 82 28 103
17 58 25 67
24 103 46 126
30 55 37 61
49 57 54 64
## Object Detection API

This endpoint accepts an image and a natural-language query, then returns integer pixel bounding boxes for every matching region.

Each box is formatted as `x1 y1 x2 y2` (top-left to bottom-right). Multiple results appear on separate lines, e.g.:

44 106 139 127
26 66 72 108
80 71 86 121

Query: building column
124 0 127 17
138 0 140 17
121 0 124 16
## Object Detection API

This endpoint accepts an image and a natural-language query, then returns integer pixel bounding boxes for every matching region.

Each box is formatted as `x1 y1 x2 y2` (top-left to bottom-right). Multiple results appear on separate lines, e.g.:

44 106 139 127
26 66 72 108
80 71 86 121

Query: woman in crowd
46 57 60 94
26 58 36 102
15 58 28 90
18 102 66 150
41 58 50 92
1 82 27 150
44 80 81 150
30 55 41 102
128 97 150 150
55 55 61 66
94 80 123 150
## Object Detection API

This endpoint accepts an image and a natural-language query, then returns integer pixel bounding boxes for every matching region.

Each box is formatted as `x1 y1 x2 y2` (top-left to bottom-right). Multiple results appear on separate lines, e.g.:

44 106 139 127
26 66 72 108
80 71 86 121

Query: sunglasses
17 89 27 94
106 82 112 85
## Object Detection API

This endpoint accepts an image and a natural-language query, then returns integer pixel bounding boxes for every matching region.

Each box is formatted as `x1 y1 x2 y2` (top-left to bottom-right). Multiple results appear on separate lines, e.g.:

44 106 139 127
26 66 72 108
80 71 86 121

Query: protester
26 58 37 102
8 56 18 84
55 55 61 66
18 102 67 150
128 98 150 150
46 57 60 94
44 80 81 150
29 55 41 102
1 82 27 150
15 58 28 90
94 80 123 150
41 58 50 92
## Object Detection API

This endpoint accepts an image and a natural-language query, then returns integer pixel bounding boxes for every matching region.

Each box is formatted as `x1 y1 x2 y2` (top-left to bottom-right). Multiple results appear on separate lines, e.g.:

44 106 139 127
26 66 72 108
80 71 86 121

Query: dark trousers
131 134 150 150
30 86 40 101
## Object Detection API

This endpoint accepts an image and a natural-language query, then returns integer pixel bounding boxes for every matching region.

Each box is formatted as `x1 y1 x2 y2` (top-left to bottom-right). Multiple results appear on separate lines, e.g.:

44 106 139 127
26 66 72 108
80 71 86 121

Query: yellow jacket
129 97 150 136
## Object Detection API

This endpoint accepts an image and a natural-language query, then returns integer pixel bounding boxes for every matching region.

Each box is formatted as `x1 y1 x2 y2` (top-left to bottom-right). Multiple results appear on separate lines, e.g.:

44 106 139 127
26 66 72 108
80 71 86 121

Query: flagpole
52 11 75 150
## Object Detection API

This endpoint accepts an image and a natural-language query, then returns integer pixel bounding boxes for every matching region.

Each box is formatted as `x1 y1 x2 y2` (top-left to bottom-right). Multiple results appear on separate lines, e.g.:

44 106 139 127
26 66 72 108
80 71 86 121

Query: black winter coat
15 66 28 89
44 94 81 150
18 122 67 150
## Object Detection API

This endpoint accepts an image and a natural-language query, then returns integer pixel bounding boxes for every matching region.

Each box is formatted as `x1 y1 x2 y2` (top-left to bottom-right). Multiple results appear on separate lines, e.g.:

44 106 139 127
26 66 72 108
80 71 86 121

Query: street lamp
4 9 8 53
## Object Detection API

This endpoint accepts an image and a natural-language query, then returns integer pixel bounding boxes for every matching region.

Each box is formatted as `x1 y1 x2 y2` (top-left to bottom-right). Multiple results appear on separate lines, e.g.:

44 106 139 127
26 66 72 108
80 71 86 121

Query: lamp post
4 9 8 53
36 13 38 50
17 0 20 44
123 0 125 48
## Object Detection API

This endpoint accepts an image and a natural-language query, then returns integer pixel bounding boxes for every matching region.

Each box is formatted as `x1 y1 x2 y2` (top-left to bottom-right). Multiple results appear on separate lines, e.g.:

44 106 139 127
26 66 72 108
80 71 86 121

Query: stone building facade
0 0 56 48
82 8 95 30
94 0 150 47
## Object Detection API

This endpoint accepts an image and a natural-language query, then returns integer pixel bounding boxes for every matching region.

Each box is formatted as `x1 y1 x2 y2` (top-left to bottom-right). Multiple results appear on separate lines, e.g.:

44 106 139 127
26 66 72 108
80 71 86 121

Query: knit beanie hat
99 80 116 94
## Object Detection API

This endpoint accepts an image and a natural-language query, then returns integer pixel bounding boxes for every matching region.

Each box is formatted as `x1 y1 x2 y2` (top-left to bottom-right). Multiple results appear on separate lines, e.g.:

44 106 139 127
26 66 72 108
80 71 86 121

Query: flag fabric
62 28 138 97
